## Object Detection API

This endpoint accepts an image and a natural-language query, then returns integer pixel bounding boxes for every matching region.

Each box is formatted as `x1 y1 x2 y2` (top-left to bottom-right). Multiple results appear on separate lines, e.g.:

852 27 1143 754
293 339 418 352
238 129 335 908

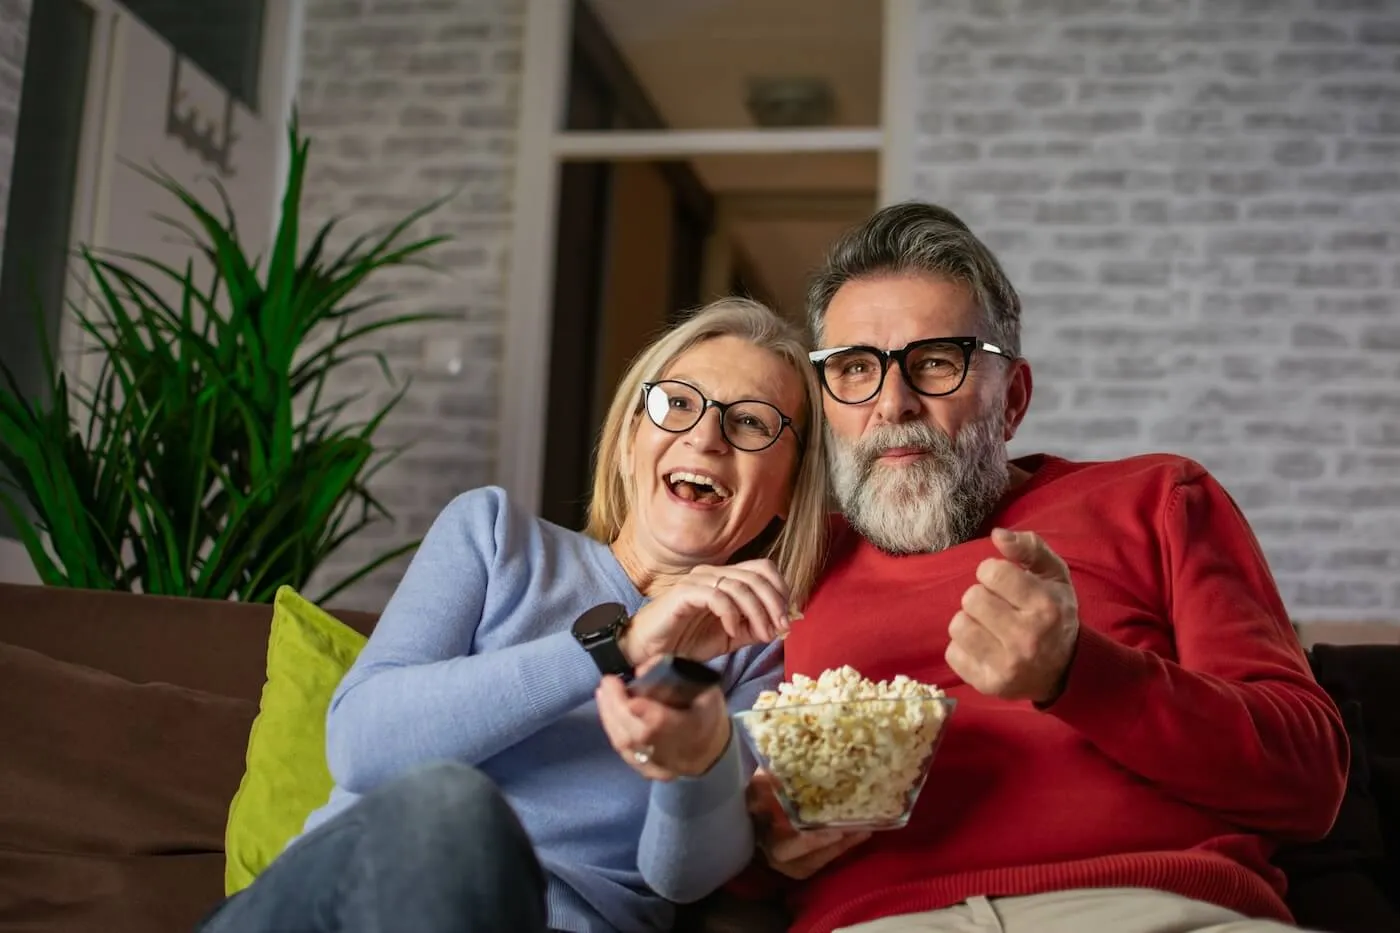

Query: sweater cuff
649 727 745 819
1041 624 1153 739
514 631 606 715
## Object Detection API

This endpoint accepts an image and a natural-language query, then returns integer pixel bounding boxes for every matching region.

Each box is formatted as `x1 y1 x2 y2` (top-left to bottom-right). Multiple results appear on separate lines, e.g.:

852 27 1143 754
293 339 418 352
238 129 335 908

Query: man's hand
747 771 870 879
945 528 1079 705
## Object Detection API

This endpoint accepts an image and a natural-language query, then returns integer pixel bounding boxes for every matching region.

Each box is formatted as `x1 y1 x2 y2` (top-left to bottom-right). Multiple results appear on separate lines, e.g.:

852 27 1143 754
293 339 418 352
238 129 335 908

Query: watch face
573 603 625 642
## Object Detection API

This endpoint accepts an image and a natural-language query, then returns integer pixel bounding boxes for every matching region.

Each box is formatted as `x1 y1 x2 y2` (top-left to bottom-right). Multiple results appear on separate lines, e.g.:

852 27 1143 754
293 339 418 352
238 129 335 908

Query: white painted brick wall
297 0 522 611
0 0 30 259
909 0 1400 621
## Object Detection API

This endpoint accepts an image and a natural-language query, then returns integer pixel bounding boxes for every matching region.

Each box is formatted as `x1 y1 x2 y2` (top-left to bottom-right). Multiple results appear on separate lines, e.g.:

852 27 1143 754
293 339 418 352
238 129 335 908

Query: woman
199 297 827 933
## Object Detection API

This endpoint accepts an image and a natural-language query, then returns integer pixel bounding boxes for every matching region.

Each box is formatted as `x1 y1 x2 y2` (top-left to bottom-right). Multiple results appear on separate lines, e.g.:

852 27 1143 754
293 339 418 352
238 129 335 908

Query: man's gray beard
827 410 1010 555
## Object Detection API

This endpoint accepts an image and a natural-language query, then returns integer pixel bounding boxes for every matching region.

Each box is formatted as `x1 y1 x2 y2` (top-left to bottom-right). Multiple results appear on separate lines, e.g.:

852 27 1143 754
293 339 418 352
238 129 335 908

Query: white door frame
59 0 305 383
496 0 919 514
59 0 124 384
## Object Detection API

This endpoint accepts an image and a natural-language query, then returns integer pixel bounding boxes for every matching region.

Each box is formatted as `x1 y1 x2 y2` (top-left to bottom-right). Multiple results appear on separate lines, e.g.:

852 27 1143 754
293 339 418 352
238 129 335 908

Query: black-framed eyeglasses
808 336 1016 405
640 380 802 453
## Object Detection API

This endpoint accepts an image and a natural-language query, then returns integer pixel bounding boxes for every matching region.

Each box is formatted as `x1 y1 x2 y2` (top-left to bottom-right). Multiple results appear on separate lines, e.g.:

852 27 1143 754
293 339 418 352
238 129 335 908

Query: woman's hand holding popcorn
748 770 871 879
618 559 793 668
595 668 732 781
946 528 1079 705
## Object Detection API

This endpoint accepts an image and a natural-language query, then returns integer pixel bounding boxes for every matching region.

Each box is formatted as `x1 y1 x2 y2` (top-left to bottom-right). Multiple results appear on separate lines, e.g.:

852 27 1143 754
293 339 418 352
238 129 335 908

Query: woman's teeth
666 471 732 499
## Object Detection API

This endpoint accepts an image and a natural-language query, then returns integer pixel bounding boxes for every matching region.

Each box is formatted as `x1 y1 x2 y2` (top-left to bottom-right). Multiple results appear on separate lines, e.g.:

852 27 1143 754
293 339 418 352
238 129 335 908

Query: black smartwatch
571 602 634 681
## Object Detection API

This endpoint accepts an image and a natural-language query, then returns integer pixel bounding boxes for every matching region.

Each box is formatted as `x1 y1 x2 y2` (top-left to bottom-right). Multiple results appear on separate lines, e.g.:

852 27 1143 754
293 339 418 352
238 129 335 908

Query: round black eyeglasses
640 380 801 453
808 336 1016 405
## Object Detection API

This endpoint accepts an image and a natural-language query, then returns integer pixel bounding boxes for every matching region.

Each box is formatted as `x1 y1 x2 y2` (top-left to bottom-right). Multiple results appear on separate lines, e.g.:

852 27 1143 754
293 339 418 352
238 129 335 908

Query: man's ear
1003 359 1033 441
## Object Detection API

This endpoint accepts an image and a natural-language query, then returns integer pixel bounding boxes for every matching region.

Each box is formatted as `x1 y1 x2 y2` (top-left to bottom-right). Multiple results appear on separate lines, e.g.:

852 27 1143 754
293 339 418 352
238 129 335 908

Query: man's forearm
1045 625 1348 840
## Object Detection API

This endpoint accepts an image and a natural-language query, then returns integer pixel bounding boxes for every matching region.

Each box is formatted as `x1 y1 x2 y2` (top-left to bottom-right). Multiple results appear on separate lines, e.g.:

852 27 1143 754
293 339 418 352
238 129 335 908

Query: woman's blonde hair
584 297 828 607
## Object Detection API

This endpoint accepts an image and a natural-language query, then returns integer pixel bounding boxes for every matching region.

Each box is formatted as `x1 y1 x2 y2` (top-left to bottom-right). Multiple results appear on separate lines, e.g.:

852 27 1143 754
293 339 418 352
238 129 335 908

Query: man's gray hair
806 201 1022 357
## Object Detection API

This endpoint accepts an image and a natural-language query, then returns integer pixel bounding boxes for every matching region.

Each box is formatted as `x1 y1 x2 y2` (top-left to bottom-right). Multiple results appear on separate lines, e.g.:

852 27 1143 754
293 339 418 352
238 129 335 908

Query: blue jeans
199 761 549 933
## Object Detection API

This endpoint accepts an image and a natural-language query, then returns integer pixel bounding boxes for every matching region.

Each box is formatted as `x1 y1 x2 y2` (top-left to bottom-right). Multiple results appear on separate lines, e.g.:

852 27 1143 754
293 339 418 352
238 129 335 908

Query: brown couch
1 581 1396 933
0 583 378 933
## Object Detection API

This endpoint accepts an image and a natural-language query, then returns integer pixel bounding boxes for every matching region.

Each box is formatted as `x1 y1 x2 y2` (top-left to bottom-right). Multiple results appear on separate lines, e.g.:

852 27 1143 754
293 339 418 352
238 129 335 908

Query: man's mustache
851 423 952 462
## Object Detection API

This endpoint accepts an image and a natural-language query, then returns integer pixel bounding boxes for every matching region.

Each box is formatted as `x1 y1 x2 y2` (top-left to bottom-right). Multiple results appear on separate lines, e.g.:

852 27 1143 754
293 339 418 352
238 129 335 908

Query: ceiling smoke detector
745 77 835 128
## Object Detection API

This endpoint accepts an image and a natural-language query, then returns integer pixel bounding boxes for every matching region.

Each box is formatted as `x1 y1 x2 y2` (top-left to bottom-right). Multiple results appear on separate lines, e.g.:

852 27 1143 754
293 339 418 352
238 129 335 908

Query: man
753 201 1349 933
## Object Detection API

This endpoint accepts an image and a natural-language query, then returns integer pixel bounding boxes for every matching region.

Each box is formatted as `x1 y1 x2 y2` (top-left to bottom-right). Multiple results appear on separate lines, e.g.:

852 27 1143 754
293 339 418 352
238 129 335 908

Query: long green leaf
0 489 66 584
0 119 448 603
312 539 421 606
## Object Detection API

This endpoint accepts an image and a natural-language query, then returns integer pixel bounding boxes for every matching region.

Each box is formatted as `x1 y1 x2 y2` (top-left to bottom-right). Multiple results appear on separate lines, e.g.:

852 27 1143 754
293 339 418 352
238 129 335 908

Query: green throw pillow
224 585 367 895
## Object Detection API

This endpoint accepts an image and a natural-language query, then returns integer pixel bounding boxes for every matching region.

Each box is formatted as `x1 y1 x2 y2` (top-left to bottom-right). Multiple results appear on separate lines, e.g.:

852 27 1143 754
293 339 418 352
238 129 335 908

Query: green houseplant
0 122 449 603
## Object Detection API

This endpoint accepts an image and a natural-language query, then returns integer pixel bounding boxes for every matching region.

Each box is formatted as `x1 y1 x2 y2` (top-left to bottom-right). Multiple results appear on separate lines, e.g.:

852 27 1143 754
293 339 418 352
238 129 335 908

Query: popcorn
743 666 949 826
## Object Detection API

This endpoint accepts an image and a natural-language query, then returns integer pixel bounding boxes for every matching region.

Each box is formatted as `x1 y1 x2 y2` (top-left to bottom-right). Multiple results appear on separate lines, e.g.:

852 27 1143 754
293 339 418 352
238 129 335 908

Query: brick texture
0 0 30 260
910 0 1400 622
297 0 522 611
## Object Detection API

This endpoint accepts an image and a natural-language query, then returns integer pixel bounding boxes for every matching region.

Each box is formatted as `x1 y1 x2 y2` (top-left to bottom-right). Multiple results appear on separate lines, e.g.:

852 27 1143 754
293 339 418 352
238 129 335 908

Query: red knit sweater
770 454 1348 933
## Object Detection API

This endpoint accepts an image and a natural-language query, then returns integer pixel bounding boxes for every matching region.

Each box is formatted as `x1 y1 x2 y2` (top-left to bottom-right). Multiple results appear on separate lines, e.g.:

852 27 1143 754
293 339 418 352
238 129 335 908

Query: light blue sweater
298 486 780 933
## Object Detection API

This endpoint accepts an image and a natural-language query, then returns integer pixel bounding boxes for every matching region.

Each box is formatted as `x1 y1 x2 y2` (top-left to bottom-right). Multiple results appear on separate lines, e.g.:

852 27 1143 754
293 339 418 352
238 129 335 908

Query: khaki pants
835 888 1312 933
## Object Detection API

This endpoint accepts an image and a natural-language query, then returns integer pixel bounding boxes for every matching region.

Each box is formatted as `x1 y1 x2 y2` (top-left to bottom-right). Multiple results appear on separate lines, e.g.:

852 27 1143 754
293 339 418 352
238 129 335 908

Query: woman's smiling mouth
664 470 733 506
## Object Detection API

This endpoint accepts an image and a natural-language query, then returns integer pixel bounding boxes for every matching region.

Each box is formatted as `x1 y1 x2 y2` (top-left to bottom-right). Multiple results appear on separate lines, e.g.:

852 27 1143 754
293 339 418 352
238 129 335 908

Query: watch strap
585 632 634 682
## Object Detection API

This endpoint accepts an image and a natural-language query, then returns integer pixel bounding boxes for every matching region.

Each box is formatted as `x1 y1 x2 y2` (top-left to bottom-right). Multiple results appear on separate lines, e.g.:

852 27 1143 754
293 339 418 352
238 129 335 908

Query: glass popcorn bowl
734 696 957 831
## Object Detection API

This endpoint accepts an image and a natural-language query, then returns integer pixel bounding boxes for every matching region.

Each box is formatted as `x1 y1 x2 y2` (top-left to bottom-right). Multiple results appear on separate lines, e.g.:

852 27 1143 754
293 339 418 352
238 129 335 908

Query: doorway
538 1 717 529
535 0 885 529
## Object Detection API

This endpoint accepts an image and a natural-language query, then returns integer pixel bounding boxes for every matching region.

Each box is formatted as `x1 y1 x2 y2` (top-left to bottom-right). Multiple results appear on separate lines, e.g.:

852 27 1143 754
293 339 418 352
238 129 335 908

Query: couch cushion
1309 645 1400 857
0 641 255 932
224 586 368 895
0 641 255 853
0 850 225 933
1274 644 1400 933
0 583 377 703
